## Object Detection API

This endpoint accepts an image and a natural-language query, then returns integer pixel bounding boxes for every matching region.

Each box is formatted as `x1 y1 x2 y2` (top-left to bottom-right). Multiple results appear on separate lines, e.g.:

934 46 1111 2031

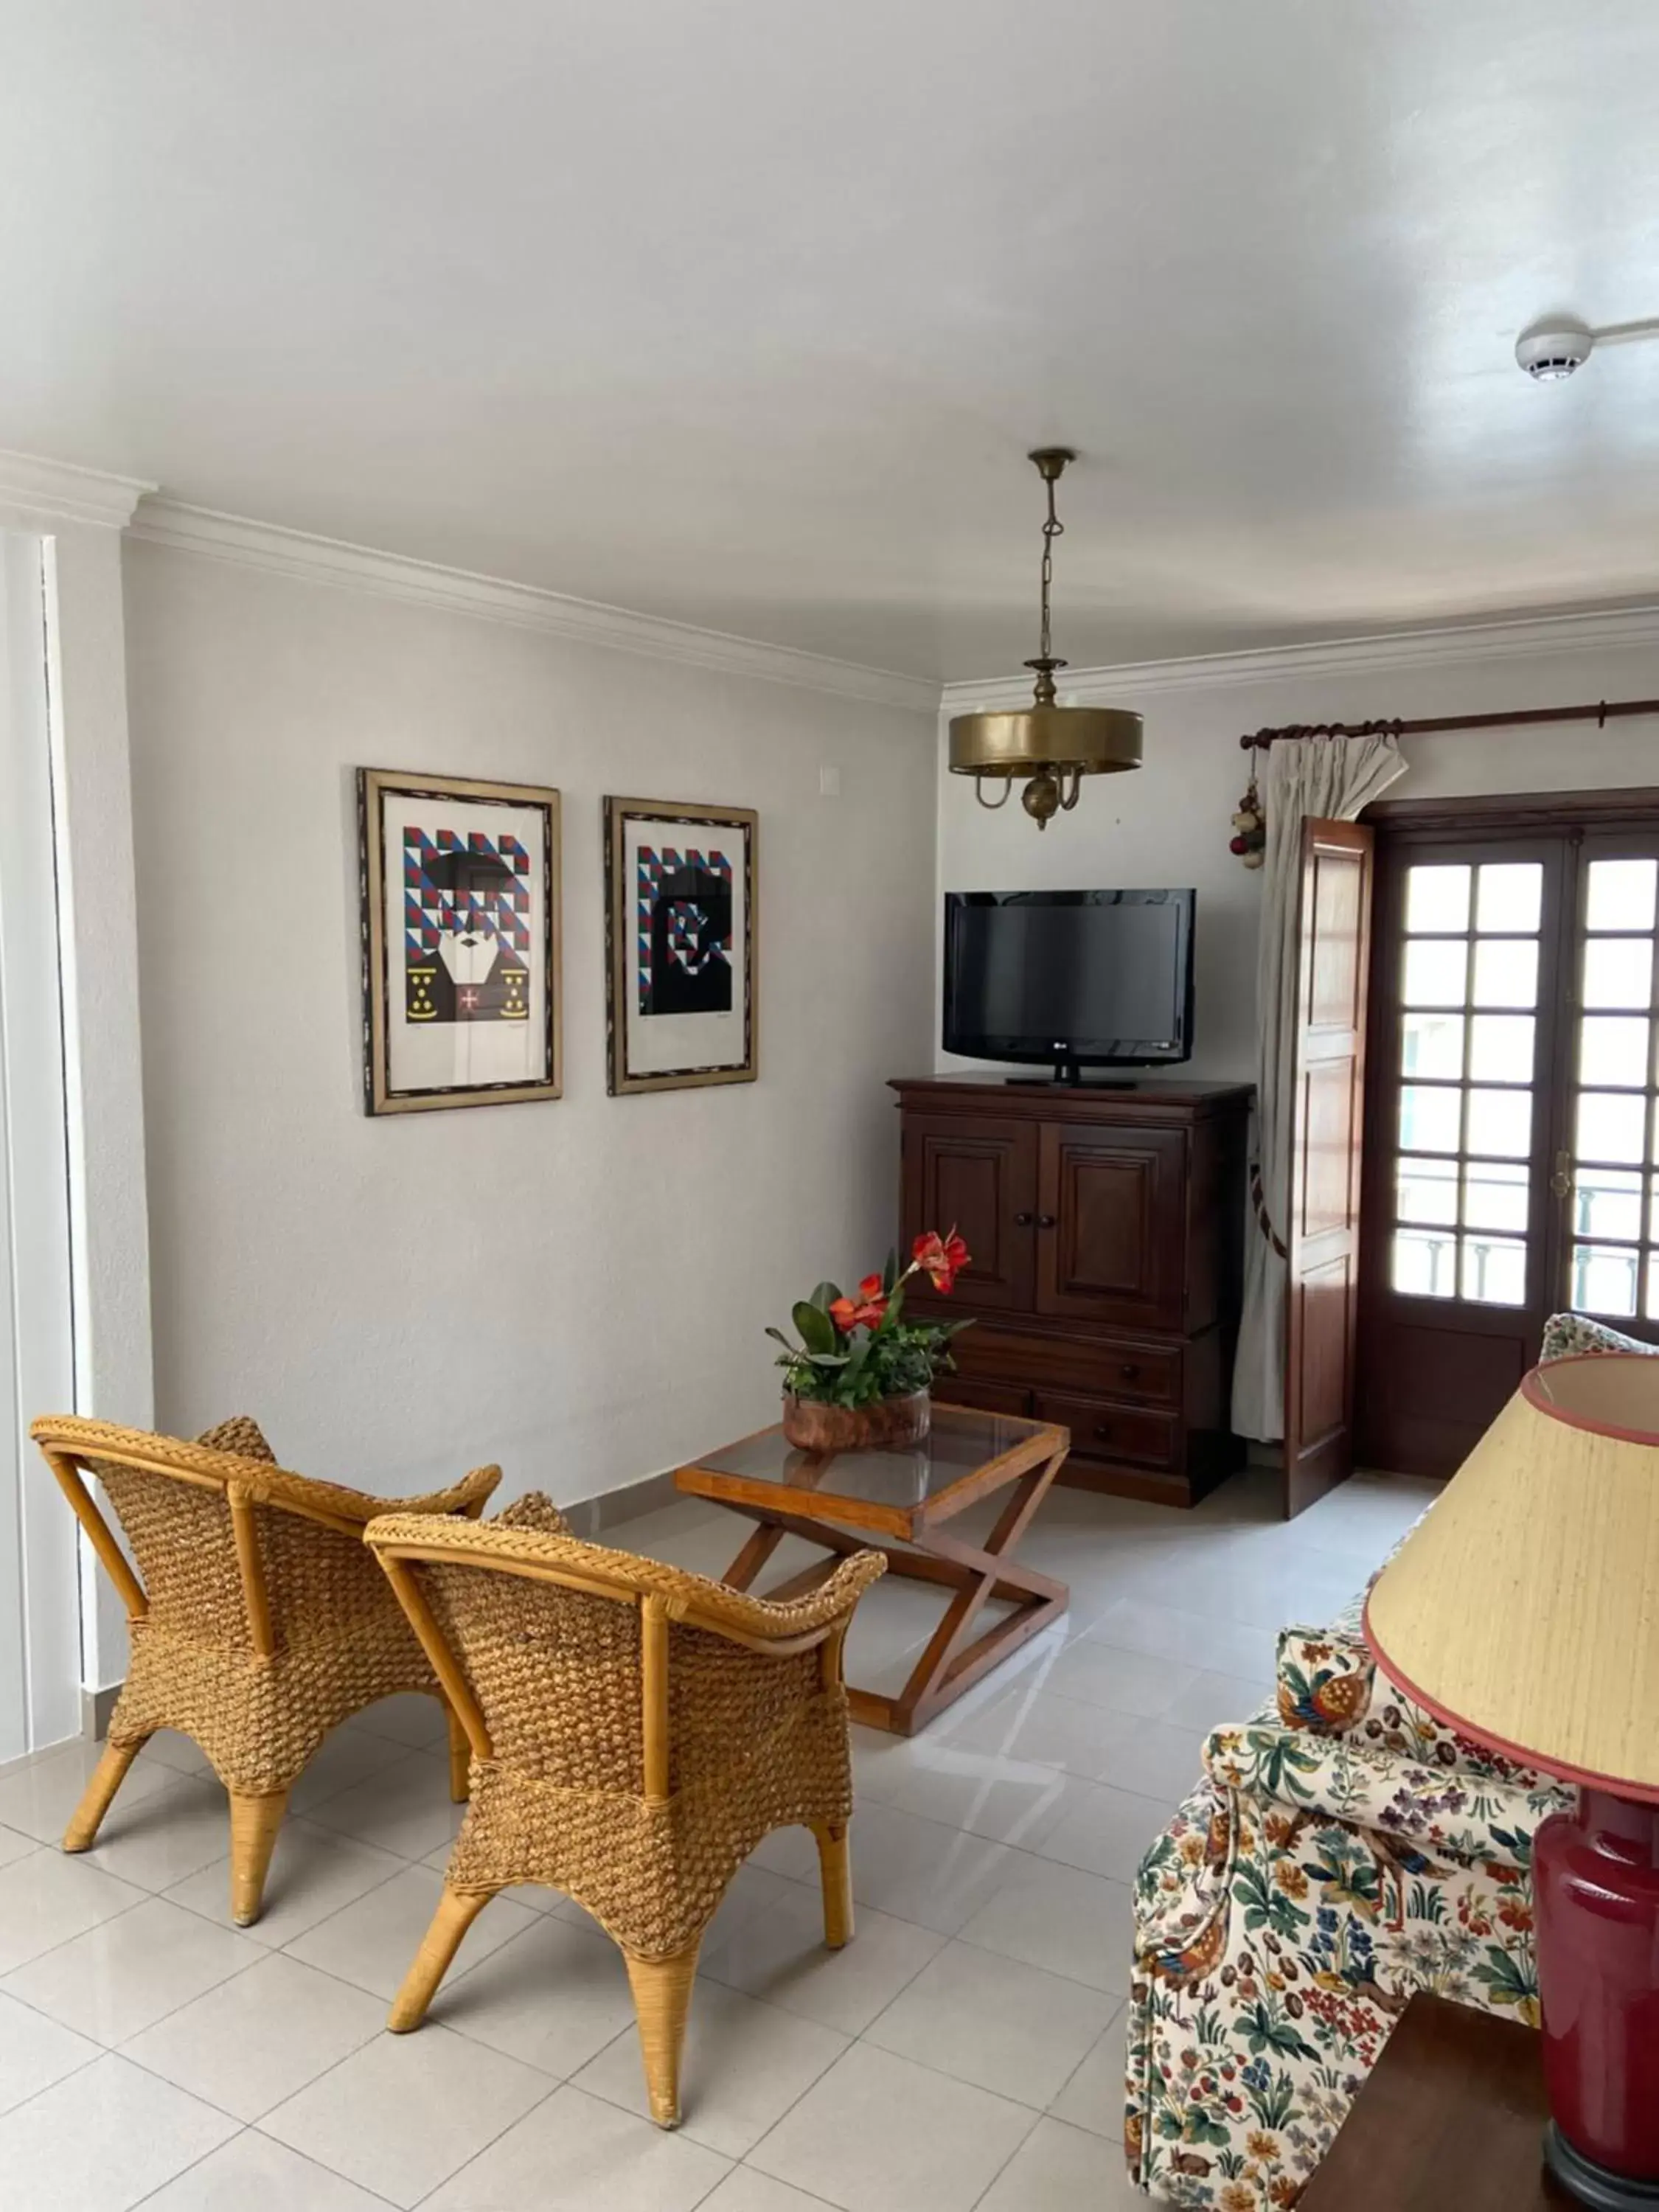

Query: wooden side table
675 1402 1069 1733
1298 1993 1569 2209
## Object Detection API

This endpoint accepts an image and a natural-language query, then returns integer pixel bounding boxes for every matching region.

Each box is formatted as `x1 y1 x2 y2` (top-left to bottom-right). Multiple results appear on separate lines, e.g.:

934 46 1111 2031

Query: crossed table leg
712 1441 1069 1735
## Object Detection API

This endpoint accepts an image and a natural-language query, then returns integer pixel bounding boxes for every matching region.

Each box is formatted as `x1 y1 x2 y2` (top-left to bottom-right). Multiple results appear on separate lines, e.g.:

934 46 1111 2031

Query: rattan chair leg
63 1736 150 1853
445 1708 470 1804
812 1820 854 1948
389 1882 492 2031
227 1787 290 1925
622 1941 701 2129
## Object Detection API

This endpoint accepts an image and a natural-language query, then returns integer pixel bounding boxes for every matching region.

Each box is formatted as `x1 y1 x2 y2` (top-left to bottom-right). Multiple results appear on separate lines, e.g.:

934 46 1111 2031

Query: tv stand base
1005 1065 1143 1090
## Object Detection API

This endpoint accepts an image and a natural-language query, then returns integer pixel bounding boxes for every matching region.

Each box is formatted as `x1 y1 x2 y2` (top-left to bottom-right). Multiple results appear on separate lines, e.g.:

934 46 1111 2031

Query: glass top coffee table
675 1403 1070 1735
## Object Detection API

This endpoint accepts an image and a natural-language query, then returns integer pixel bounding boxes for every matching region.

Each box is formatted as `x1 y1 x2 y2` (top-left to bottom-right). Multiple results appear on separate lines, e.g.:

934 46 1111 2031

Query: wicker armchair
31 1414 499 1925
364 1493 885 2128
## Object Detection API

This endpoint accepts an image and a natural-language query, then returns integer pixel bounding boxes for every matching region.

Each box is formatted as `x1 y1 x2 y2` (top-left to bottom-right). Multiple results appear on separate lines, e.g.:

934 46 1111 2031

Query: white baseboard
80 1683 123 1742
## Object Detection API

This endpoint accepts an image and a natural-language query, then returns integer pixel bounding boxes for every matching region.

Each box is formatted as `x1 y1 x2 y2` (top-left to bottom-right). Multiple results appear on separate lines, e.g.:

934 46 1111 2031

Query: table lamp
1365 1352 1659 2211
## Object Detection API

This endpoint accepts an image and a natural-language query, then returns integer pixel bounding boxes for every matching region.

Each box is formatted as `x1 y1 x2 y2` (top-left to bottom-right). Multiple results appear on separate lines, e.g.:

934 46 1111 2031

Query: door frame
0 535 78 1758
1356 785 1659 1476
0 462 156 1754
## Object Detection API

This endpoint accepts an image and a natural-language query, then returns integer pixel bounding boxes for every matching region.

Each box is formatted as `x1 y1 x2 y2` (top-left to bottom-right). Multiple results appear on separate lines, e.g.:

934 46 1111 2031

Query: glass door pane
1567 855 1659 1319
1387 857 1544 1307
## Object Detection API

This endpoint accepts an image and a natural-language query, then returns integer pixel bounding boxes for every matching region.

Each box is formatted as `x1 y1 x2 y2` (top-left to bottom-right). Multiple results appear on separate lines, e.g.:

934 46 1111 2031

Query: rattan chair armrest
364 1511 886 1644
29 1417 501 1528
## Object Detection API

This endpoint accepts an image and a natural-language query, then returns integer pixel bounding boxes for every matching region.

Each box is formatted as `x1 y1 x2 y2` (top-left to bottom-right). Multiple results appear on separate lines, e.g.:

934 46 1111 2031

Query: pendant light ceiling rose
948 448 1143 830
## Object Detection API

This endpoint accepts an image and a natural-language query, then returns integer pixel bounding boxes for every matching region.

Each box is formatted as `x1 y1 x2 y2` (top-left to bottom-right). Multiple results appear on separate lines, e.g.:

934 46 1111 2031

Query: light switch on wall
818 765 841 798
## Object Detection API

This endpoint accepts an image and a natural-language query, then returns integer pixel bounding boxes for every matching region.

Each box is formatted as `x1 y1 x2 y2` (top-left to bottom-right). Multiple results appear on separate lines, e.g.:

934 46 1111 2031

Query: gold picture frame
359 765 562 1114
604 796 757 1094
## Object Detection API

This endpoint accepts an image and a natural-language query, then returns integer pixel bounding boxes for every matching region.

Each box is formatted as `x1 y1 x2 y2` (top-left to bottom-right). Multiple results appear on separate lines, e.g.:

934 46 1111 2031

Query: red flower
829 1286 888 1332
912 1228 970 1293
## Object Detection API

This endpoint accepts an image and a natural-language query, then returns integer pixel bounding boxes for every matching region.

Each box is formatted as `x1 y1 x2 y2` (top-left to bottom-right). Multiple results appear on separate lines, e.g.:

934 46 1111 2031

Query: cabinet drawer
1035 1389 1180 1471
953 1325 1180 1408
1086 1339 1180 1407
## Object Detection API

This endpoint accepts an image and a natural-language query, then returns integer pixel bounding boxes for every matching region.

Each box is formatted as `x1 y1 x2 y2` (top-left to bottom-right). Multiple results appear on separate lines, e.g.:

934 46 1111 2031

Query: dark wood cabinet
892 1077 1252 1507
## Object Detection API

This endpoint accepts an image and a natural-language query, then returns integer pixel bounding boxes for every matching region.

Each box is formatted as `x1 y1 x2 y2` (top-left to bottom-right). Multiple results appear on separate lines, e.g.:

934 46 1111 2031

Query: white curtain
1230 733 1407 1442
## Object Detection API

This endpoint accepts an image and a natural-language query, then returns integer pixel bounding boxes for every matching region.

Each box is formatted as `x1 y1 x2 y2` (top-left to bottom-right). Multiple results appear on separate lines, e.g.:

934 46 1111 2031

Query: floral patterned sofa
1121 1313 1652 2210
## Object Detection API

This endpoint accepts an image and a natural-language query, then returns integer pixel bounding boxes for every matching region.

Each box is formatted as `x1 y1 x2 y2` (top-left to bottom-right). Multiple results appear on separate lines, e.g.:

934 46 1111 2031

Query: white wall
939 627 1659 1082
122 541 936 1505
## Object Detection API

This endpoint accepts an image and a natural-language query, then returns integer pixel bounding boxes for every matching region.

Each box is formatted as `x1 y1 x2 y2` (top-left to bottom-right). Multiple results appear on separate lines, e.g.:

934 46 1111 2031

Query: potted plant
767 1230 973 1451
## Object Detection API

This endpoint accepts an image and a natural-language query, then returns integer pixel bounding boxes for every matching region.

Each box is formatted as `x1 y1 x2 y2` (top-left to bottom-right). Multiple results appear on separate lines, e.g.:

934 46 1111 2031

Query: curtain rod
1238 697 1659 750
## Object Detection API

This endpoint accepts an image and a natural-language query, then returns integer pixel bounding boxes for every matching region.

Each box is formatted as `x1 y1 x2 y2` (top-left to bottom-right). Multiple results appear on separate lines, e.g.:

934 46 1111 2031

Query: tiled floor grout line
122 2115 408 2212
0 2046 105 2127
964 2100 1049 2211
395 2073 566 2209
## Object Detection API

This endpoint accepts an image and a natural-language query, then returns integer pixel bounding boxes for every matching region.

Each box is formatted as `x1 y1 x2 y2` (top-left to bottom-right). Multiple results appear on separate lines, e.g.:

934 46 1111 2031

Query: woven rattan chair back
70 1418 397 1660
31 1413 498 1925
365 1498 884 2127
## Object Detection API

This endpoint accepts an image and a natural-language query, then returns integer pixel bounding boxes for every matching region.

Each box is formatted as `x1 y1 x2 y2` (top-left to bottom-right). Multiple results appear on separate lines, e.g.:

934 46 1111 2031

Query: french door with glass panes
1357 810 1659 1478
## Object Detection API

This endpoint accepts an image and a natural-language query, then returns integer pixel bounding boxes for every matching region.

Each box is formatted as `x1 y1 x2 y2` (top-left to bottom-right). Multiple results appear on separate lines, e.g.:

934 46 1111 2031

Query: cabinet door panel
901 1114 1037 1312
1036 1124 1187 1328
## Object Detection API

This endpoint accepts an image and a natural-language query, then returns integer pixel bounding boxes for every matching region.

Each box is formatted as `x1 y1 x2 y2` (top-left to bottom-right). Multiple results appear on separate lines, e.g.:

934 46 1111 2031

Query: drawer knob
1013 1211 1034 1228
1093 1422 1114 1440
1037 1213 1057 1228
1119 1363 1139 1380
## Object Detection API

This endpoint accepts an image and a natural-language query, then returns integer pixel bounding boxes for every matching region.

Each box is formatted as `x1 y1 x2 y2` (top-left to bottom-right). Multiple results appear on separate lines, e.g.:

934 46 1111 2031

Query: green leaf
807 1281 842 1315
764 1326 799 1352
882 1247 900 1295
794 1301 838 1354
883 1284 907 1329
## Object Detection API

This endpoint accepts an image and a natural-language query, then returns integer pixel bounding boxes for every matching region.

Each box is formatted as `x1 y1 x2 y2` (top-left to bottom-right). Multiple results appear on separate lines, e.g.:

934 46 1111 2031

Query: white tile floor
0 1466 1433 2211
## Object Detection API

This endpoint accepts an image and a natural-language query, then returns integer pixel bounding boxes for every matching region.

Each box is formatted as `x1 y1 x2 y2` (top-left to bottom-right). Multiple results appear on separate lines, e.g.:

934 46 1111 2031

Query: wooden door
1285 820 1374 1515
901 1113 1037 1312
1356 833 1567 1477
1034 1122 1187 1329
1357 802 1659 1478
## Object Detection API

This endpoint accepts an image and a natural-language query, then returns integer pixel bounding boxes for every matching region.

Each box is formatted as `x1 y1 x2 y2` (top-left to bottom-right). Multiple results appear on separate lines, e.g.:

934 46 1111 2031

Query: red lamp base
1534 1789 1659 2209
1545 2124 1659 2211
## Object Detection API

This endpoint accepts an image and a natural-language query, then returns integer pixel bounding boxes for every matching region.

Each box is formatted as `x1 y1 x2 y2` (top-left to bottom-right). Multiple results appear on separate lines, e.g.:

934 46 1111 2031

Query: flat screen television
942 888 1196 1083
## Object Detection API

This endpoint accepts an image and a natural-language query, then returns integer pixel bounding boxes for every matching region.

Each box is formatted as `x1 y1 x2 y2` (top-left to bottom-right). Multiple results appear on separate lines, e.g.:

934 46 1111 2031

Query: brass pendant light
948 448 1142 828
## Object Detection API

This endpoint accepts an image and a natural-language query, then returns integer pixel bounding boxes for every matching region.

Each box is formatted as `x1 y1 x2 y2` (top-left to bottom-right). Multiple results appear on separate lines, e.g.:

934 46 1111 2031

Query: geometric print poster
605 797 757 1095
635 844 733 1018
358 768 562 1115
404 826 533 1025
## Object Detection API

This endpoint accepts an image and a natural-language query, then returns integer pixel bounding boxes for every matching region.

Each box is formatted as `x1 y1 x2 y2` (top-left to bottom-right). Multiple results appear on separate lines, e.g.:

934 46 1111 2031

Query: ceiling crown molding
0 450 156 529
939 601 1659 715
128 497 940 714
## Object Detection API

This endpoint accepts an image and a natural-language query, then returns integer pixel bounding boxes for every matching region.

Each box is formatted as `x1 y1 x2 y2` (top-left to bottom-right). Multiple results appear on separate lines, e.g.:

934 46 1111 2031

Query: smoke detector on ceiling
1515 322 1596 380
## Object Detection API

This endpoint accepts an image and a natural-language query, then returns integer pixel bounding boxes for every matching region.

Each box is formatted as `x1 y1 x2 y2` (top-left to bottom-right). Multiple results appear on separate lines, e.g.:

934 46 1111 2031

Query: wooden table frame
675 1412 1070 1735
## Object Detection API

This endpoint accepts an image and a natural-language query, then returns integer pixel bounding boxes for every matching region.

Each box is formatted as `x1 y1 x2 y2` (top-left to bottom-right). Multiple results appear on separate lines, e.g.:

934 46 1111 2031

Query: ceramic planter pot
781 1389 931 1453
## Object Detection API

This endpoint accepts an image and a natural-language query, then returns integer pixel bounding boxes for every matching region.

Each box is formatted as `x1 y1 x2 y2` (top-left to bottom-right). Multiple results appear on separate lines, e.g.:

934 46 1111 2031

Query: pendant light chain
1037 468 1063 668
947 444 1143 829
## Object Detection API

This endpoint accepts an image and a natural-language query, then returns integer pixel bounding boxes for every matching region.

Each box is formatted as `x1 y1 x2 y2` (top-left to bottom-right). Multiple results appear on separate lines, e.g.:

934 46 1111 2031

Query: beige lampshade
1364 1352 1659 1800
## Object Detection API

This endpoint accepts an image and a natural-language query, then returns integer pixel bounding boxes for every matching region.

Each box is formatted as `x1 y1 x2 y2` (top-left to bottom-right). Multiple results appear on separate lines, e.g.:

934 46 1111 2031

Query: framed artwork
358 765 561 1114
604 796 757 1094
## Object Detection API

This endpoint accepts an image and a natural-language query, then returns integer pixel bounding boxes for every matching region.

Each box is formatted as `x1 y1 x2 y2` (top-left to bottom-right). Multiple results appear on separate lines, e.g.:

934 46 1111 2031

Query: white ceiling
7 1 1659 682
